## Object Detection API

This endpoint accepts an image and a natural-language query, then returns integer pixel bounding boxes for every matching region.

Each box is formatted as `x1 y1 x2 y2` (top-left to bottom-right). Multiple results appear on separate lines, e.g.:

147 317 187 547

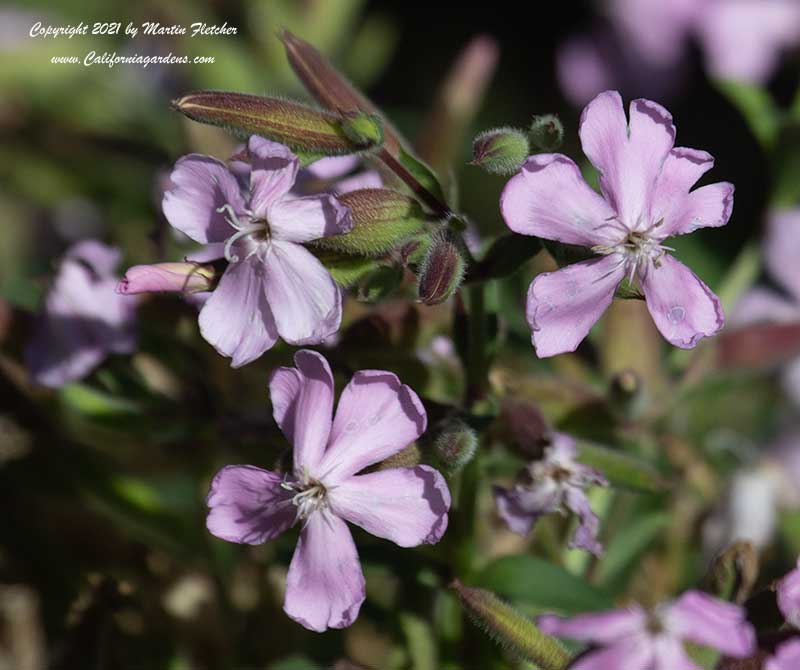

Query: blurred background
2 1 800 669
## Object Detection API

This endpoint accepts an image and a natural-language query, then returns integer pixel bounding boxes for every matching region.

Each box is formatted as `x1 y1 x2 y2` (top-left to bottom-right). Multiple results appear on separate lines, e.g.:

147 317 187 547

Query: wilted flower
493 433 607 555
26 240 137 388
501 90 732 357
767 639 800 670
731 209 800 405
539 590 756 669
557 0 800 106
162 136 352 367
205 350 450 632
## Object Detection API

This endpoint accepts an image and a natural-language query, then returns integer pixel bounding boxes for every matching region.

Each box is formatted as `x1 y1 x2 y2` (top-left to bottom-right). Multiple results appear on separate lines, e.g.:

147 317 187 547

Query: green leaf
597 513 670 589
576 442 667 494
60 383 141 418
397 145 448 207
476 555 614 614
715 79 780 149
314 188 427 256
314 252 378 287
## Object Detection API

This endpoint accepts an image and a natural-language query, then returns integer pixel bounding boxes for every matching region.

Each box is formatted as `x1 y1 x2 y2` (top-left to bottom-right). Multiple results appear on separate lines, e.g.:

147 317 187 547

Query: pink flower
539 590 756 670
767 639 800 670
501 90 732 357
205 350 451 632
162 136 353 367
557 0 800 106
116 262 215 295
778 558 800 629
25 240 137 388
493 433 607 555
731 209 800 405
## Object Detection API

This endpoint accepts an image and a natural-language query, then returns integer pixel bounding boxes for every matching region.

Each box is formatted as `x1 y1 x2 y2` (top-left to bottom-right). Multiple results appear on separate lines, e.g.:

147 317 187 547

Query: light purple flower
493 433 607 555
25 240 137 388
767 639 800 670
162 136 353 367
731 209 800 405
205 350 451 632
778 558 800 629
557 0 800 106
501 90 732 357
539 590 756 670
293 154 382 196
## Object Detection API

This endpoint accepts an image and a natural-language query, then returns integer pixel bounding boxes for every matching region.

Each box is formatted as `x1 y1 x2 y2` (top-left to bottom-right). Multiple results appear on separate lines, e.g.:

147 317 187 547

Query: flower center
591 217 674 284
216 204 270 263
281 470 329 521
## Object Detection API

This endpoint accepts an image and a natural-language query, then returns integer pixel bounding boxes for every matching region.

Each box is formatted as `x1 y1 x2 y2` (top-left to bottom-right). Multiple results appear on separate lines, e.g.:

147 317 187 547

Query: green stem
465 283 488 408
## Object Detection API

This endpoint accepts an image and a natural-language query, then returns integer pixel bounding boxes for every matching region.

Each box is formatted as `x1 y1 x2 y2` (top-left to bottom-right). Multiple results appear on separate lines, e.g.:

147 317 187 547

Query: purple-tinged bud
470 127 529 176
171 91 382 155
529 114 564 152
116 263 217 295
433 420 478 474
451 580 570 669
417 231 466 305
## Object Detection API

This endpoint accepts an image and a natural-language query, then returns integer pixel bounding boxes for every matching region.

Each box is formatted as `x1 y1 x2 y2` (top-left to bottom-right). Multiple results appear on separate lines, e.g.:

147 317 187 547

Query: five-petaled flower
162 136 353 367
26 240 137 388
205 350 451 632
493 432 607 555
539 590 755 670
501 90 733 357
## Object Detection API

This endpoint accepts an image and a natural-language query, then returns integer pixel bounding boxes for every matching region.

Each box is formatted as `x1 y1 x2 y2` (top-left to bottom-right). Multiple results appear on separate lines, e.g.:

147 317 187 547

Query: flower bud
607 369 647 421
116 263 216 295
172 91 382 155
470 127 529 175
341 112 384 150
451 581 570 669
529 114 564 152
417 231 467 305
704 541 758 604
433 420 478 474
314 188 426 257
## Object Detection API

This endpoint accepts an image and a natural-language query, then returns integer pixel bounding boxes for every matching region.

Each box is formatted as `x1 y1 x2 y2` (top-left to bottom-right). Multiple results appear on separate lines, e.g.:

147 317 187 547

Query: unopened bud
417 231 466 305
433 420 478 474
499 400 550 459
608 369 647 421
341 112 384 150
704 541 759 604
116 262 216 295
172 91 381 155
529 114 564 152
314 188 426 257
451 580 570 669
470 127 529 175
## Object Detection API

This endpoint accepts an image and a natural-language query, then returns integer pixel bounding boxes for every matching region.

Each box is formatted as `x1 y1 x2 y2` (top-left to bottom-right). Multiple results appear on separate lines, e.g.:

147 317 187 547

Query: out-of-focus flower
539 590 756 669
162 136 352 367
493 433 607 555
205 350 450 632
732 209 800 406
778 558 800 628
26 240 137 388
292 154 382 196
557 0 800 106
767 639 800 670
501 90 732 357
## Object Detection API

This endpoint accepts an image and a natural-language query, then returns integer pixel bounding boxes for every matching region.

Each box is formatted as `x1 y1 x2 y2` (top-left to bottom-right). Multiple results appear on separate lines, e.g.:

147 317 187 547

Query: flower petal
329 465 450 547
579 91 675 230
247 136 299 217
263 241 342 345
572 638 654 670
316 369 427 482
778 561 800 628
284 510 365 632
268 349 333 473
526 254 626 358
651 635 697 670
205 465 295 544
198 256 277 367
500 153 617 246
765 209 800 301
767 639 800 670
538 607 647 643
493 484 557 536
268 194 353 243
641 255 724 348
730 287 800 328
162 154 245 244
659 182 735 238
668 590 756 658
565 486 603 555
65 239 122 277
